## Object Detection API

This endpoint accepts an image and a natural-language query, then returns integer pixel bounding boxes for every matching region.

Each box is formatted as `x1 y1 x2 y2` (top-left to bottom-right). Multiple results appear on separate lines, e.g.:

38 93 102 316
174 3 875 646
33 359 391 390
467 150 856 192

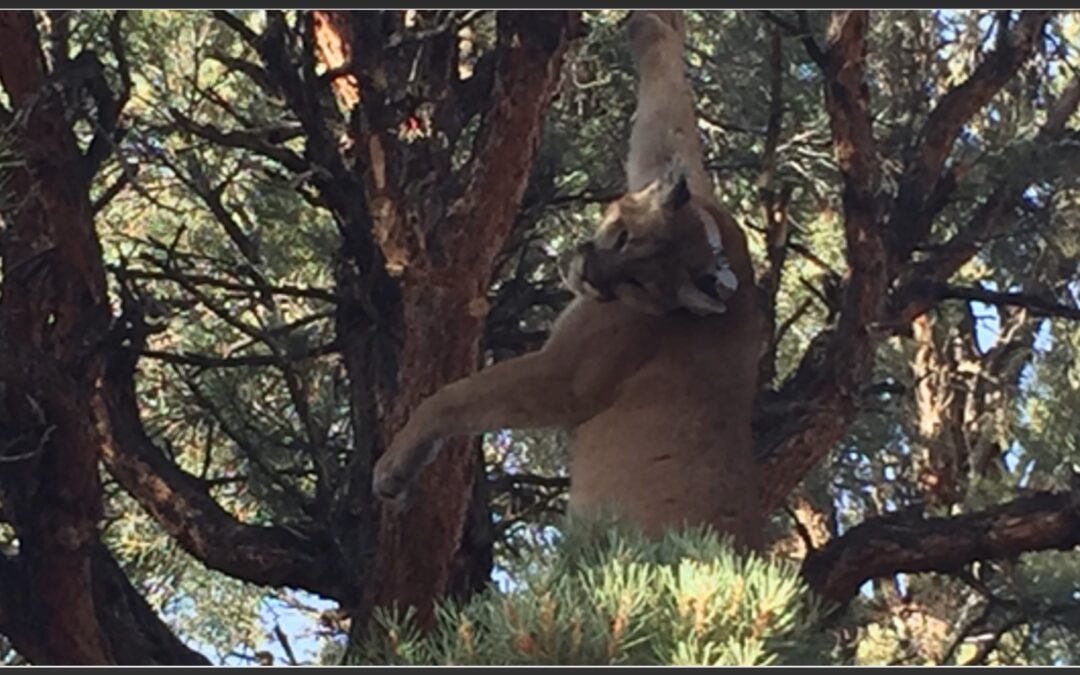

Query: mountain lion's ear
669 172 691 210
658 153 692 210
633 167 690 213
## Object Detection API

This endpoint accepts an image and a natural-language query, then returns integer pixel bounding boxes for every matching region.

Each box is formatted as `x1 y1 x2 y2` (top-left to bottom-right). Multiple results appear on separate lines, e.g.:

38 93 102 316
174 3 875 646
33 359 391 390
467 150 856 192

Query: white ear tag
695 208 739 299
699 209 724 257
714 266 739 294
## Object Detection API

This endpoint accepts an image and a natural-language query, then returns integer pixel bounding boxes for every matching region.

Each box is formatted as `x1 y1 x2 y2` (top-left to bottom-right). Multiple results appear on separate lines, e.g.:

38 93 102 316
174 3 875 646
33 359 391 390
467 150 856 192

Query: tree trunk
0 11 208 665
0 11 112 664
369 11 580 626
308 8 580 628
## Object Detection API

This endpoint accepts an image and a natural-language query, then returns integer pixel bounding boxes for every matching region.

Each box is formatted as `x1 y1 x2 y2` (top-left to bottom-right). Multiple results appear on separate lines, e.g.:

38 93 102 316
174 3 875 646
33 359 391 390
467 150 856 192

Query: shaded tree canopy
1 9 1080 665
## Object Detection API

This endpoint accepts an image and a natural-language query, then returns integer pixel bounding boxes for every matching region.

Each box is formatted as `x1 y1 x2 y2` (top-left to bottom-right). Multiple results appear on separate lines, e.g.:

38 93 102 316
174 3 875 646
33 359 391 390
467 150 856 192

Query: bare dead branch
141 341 339 369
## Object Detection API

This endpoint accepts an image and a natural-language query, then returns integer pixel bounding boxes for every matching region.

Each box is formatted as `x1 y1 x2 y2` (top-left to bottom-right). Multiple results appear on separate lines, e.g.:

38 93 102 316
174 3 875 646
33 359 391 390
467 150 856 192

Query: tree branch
0 543 209 665
761 11 825 67
0 11 118 664
924 282 1080 321
890 11 1052 260
210 10 259 46
802 489 1080 603
118 266 340 304
895 73 1080 321
169 108 308 174
369 10 583 626
757 26 792 387
91 168 133 215
97 305 360 603
141 341 339 369
756 11 887 513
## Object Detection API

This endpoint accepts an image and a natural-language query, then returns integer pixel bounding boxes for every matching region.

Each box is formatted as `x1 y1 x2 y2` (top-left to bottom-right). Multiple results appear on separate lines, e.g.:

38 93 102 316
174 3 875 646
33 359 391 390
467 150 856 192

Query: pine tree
350 516 834 666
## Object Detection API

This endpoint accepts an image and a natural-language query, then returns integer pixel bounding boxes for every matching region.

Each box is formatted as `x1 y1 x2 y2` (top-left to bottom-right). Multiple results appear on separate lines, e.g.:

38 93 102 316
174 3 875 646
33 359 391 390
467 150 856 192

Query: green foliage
353 517 832 666
6 8 1080 666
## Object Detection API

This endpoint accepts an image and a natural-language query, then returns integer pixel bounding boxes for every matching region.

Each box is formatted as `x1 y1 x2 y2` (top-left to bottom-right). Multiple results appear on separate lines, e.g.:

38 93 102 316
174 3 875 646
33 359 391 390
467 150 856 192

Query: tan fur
571 11 733 317
372 10 766 549
625 11 712 198
564 170 737 316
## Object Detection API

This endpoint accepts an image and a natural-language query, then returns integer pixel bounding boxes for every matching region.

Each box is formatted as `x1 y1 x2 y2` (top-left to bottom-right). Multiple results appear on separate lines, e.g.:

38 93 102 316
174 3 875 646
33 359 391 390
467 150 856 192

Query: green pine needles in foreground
353 517 834 665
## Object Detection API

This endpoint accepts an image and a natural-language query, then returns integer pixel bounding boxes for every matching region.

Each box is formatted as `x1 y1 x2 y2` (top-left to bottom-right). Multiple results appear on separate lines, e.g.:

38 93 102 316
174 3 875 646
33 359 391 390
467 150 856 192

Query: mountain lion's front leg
372 353 569 500
372 309 645 501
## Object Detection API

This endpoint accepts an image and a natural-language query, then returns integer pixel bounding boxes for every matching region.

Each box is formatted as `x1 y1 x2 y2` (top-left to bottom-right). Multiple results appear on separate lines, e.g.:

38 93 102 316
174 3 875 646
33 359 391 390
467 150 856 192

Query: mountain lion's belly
566 359 762 549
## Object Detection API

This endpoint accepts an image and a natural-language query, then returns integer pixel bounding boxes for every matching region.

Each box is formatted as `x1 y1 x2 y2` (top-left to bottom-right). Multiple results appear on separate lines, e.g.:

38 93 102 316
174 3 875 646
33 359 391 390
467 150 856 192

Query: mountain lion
373 10 765 549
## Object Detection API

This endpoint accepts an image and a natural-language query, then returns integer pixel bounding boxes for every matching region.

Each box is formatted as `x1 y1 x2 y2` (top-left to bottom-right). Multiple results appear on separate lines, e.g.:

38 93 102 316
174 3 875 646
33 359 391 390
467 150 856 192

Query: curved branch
98 306 360 603
0 548 197 665
802 489 1080 603
925 283 1080 321
891 11 1052 259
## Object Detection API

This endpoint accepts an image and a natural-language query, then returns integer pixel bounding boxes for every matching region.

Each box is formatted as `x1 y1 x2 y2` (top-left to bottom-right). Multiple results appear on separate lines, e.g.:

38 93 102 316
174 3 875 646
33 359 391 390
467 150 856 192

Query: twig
141 342 339 369
273 623 299 666
931 283 1080 321
117 266 339 304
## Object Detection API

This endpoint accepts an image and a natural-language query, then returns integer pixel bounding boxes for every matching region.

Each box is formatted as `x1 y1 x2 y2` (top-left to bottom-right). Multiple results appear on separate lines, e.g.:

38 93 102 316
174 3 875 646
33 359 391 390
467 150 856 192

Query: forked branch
802 489 1080 603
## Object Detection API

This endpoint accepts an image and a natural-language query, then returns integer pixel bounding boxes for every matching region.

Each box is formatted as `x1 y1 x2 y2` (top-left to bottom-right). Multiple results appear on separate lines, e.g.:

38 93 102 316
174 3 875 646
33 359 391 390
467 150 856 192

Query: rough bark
363 11 581 625
802 489 1080 604
88 546 210 664
910 313 966 507
757 11 887 514
312 10 360 109
0 11 112 664
0 545 209 665
0 11 211 664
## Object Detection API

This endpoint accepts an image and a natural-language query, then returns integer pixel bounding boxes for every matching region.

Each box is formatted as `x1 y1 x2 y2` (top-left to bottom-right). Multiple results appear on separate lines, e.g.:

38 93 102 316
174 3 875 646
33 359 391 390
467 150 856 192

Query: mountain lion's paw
372 438 445 502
